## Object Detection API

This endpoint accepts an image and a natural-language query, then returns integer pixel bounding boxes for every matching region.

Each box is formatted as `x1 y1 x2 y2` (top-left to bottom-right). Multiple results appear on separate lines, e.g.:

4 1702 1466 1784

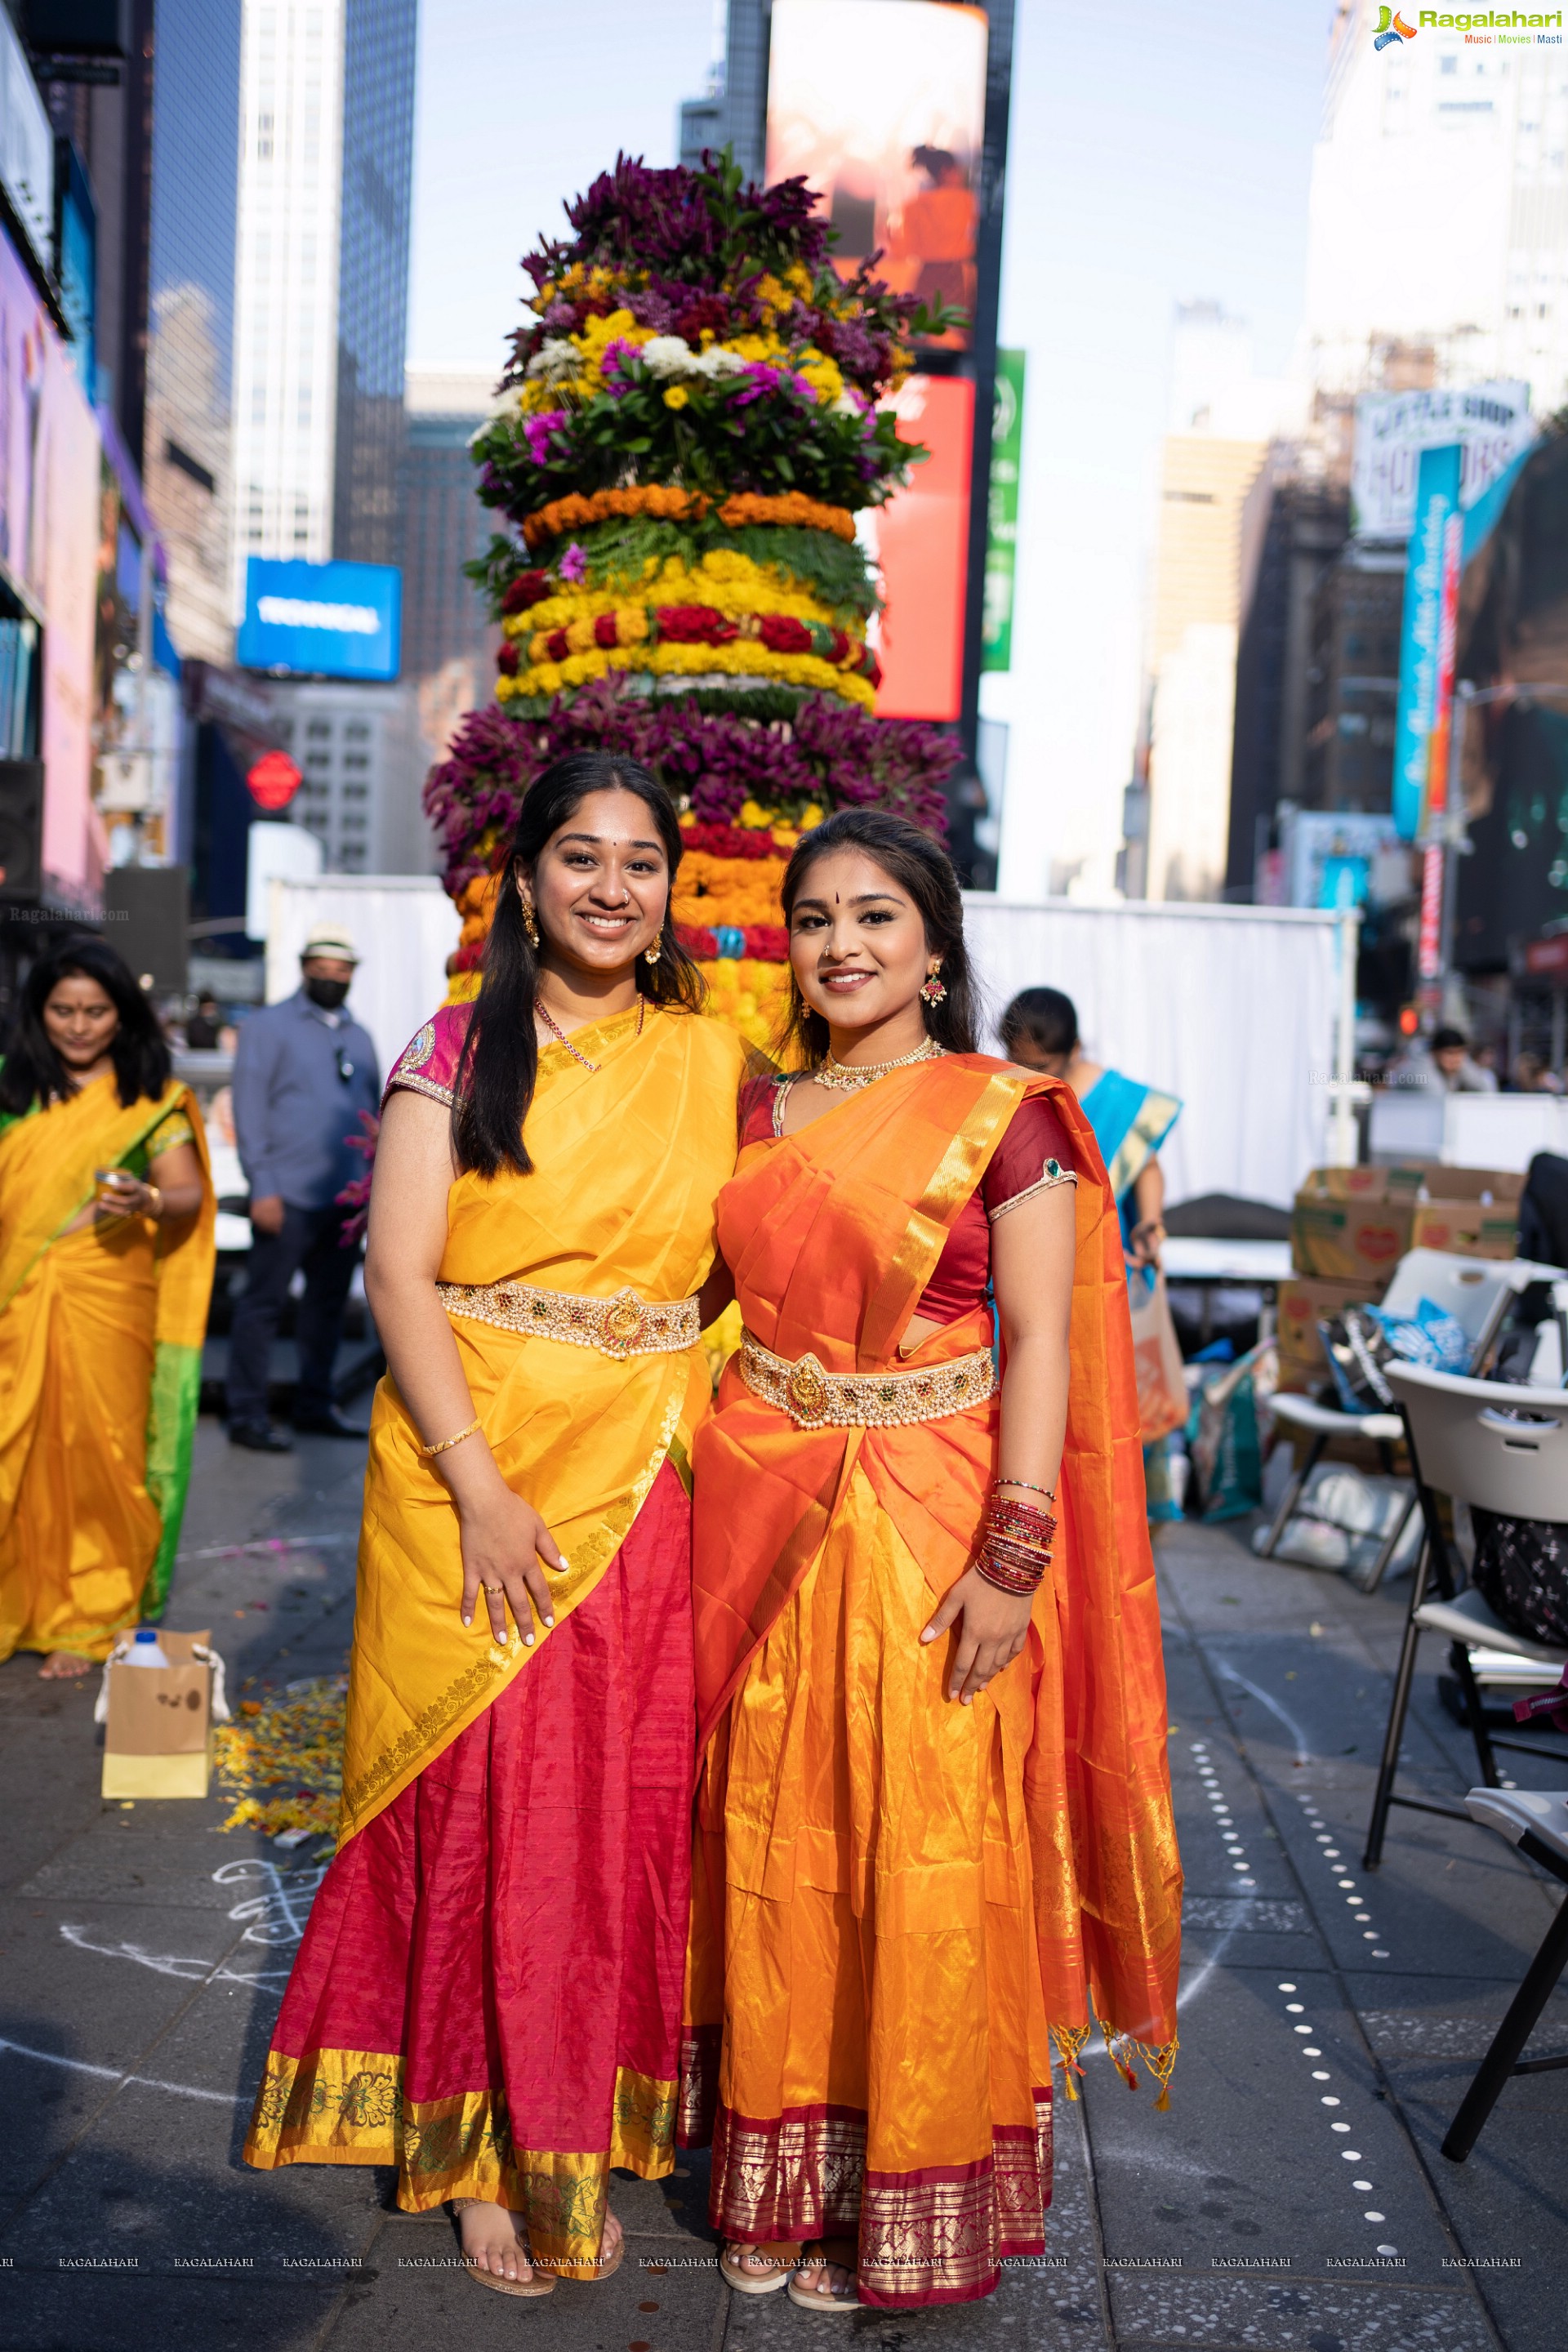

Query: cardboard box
101 1628 215 1800
1276 1274 1389 1394
1291 1192 1414 1284
1410 1200 1518 1260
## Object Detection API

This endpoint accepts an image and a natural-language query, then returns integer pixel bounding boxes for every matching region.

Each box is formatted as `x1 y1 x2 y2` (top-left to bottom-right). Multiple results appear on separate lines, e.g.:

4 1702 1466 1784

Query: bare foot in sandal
38 1651 93 1680
788 2237 860 2311
457 2198 535 2285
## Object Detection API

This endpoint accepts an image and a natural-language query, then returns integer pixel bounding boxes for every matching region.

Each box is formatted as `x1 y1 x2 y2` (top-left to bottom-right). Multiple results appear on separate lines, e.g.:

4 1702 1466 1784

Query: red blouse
740 1079 1077 1326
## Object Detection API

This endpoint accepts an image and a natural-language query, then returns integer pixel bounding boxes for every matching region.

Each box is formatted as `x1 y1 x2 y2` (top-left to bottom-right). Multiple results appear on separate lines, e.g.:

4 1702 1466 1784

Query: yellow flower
801 804 825 830
664 385 690 410
737 800 773 830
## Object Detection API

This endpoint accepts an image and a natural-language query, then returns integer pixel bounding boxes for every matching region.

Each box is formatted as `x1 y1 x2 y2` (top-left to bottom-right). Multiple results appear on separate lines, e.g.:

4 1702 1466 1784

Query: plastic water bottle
123 1628 172 1668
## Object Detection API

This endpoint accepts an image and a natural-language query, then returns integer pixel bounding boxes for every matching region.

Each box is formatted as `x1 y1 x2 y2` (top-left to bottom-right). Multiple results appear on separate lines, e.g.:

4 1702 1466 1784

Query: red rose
657 604 738 645
501 570 550 613
546 629 570 662
497 641 520 675
676 924 719 958
758 613 813 655
744 924 790 960
594 612 620 648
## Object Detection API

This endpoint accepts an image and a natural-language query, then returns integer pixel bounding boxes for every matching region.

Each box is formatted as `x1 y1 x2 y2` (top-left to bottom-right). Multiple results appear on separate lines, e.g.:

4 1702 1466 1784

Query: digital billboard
238 558 401 681
765 0 988 350
866 373 973 721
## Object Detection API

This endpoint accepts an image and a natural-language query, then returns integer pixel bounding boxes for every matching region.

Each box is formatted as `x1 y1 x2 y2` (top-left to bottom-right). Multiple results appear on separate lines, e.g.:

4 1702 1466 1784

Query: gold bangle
145 1183 163 1219
419 1416 481 1459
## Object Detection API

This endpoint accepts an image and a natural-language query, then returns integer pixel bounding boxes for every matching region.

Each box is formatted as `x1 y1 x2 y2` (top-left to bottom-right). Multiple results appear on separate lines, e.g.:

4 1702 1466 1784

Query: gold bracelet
419 1416 481 1459
145 1183 163 1220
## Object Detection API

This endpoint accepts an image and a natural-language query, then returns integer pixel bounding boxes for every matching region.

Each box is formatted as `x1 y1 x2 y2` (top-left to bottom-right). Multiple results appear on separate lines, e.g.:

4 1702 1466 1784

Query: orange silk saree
683 1054 1182 2306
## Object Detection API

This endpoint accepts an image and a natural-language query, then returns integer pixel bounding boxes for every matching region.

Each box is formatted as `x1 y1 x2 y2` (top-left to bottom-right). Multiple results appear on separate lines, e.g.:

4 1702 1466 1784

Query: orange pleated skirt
688 1463 1054 2306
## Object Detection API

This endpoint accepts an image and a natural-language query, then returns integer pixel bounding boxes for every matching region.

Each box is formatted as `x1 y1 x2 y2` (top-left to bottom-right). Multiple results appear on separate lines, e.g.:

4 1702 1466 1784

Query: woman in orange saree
683 811 1182 2311
244 755 747 2300
0 937 214 1677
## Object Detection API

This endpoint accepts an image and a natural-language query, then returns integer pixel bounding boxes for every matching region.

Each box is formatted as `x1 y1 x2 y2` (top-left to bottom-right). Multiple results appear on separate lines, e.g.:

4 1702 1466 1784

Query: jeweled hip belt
437 1277 701 1359
738 1330 997 1430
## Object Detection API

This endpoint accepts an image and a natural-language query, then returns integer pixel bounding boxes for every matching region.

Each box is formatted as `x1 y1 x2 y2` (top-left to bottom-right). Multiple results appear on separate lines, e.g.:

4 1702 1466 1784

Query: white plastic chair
1362 1359 1568 1870
1260 1252 1562 1592
1441 1787 1568 2162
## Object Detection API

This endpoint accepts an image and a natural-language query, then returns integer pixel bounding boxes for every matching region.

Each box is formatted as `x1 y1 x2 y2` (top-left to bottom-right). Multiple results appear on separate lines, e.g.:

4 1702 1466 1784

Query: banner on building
1352 381 1533 542
764 0 987 351
981 349 1024 674
1392 442 1461 844
238 558 402 681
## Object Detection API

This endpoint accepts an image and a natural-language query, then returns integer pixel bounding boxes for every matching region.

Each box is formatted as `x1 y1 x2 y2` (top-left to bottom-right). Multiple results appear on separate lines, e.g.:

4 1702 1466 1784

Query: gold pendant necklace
813 1036 946 1092
537 994 644 1072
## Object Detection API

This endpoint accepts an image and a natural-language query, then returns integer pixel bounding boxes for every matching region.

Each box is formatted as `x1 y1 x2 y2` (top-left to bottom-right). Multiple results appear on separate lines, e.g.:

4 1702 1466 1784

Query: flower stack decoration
425 150 963 1044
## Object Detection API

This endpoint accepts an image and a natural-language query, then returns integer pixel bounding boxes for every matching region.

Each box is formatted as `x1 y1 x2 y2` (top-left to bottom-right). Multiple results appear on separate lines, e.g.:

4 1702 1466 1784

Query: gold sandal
449 2198 555 2298
720 2239 802 2295
786 2236 861 2313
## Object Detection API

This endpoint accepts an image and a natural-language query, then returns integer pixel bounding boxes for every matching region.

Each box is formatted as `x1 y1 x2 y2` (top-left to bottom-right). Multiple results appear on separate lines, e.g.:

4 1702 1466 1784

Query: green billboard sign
981 350 1025 673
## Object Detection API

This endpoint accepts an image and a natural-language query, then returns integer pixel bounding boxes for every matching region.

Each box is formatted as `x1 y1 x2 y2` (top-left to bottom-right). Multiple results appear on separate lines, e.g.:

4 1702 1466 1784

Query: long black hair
0 933 172 1116
777 808 980 1067
453 751 705 1177
999 986 1078 1061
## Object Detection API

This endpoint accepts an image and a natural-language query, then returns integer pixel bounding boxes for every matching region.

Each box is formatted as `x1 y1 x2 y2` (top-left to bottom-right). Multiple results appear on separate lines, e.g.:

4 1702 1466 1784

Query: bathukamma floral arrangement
425 149 964 1043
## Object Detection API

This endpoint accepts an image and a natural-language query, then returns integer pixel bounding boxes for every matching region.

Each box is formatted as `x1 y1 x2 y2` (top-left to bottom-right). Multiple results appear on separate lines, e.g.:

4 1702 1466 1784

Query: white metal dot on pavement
1312 2070 1330 2080
1352 2179 1371 2189
1278 1982 1296 1991
1286 2002 1304 2011
1377 2244 1399 2257
1294 2025 1312 2035
1373 1949 1390 1958
1362 1931 1379 1940
1332 2122 1351 2132
1364 2210 1385 2222
1321 2096 1341 2106
1341 2151 1361 2161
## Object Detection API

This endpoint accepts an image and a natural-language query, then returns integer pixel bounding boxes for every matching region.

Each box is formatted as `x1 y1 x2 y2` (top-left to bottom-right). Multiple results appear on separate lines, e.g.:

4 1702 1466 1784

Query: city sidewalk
0 1423 1562 2351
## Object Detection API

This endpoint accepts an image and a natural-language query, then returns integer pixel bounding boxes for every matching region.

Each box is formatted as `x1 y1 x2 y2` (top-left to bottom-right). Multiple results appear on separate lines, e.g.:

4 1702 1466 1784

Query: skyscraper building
1307 2 1568 409
229 0 416 610
145 0 243 663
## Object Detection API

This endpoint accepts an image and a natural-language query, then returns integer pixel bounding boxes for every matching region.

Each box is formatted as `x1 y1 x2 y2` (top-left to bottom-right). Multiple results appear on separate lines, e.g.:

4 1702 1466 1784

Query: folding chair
1362 1360 1568 1870
1441 1787 1568 2162
1260 1252 1553 1593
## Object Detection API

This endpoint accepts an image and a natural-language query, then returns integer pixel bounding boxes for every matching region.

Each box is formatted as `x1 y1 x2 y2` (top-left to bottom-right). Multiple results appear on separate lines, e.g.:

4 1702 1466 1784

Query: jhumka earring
920 964 947 1004
521 898 539 950
644 929 662 968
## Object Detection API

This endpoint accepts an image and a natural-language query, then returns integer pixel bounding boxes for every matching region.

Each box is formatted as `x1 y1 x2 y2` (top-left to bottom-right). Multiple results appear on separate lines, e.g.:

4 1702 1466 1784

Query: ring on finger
481 1582 504 1594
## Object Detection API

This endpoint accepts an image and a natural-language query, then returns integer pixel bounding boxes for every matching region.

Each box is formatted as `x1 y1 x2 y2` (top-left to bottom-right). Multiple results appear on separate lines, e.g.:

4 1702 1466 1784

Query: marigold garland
522 485 856 551
497 638 878 710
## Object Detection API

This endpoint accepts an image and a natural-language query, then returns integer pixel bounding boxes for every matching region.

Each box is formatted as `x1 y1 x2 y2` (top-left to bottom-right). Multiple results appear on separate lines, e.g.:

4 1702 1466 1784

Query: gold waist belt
437 1277 701 1360
738 1330 997 1430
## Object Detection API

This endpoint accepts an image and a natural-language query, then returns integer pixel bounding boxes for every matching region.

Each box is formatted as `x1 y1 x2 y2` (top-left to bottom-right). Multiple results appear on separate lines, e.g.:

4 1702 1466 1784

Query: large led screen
238 557 402 681
765 0 988 350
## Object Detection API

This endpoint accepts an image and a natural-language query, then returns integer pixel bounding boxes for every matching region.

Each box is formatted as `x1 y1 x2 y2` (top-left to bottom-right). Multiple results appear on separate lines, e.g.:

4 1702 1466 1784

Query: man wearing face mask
226 927 381 1449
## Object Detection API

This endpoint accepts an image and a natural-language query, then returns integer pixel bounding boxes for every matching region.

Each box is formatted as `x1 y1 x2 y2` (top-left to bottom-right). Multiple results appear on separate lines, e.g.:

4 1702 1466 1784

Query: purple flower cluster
508 152 925 402
423 682 956 896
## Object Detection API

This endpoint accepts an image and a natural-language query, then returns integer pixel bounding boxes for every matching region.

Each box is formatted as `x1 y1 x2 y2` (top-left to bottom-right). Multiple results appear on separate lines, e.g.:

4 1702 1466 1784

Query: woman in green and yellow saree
0 938 215 1678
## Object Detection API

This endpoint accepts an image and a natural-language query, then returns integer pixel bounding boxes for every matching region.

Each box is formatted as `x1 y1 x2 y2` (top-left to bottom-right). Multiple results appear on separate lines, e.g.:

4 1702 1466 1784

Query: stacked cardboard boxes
1277 1163 1521 1395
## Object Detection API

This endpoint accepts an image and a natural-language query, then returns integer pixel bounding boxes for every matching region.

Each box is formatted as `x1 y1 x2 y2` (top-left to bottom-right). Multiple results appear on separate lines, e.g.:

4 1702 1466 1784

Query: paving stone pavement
0 1426 1563 2350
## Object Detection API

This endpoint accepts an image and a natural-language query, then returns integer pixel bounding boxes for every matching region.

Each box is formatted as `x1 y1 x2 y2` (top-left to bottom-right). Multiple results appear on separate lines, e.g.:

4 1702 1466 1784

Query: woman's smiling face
787 847 933 1033
522 787 670 977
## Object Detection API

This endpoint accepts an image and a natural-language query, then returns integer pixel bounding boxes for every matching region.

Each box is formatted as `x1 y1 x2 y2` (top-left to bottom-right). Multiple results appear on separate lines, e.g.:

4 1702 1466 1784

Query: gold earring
521 898 539 950
920 964 947 1005
644 929 662 968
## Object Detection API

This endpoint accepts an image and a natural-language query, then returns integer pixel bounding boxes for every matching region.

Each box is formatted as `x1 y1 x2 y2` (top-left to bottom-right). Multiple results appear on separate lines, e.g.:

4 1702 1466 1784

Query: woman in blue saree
1001 988 1183 1512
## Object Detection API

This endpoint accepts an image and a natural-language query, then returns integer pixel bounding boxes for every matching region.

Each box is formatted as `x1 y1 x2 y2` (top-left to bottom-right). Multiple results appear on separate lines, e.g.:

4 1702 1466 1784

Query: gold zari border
738 1330 996 1431
245 2045 676 2274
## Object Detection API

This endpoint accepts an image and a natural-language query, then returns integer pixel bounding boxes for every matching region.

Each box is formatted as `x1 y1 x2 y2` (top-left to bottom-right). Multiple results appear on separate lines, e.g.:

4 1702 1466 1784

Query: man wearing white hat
226 926 381 1449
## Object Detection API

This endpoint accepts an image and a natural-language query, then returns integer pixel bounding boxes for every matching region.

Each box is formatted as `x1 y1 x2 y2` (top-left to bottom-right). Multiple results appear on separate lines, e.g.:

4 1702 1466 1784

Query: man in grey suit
226 924 381 1450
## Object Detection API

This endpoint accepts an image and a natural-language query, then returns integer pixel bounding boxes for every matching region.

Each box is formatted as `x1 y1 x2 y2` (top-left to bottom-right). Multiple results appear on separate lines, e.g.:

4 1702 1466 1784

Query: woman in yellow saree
682 811 1183 2311
0 937 214 1678
245 755 748 2300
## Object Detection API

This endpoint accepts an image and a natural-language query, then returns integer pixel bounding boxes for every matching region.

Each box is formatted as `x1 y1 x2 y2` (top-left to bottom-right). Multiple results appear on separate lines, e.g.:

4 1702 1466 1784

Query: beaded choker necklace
537 994 644 1073
813 1036 945 1093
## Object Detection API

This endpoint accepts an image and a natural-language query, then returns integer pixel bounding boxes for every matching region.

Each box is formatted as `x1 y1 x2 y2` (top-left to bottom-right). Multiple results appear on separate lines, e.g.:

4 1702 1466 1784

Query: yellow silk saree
0 1073 216 1664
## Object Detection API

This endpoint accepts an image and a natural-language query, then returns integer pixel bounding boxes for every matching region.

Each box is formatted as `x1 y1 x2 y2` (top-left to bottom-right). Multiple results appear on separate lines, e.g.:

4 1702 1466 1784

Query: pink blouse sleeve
383 1000 472 1109
982 1091 1078 1222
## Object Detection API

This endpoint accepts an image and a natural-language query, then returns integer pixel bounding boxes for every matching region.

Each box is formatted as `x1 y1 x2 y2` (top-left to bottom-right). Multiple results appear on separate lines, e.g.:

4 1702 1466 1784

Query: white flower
525 340 581 381
692 345 750 379
638 335 698 379
831 390 866 416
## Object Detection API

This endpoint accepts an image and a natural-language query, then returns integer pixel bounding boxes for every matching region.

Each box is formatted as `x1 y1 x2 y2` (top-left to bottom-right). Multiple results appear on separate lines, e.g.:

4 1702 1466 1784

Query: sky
407 0 1338 898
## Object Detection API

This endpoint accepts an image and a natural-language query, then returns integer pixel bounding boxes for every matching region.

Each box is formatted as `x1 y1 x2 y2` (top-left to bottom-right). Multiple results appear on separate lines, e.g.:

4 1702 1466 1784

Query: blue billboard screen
238 558 401 680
